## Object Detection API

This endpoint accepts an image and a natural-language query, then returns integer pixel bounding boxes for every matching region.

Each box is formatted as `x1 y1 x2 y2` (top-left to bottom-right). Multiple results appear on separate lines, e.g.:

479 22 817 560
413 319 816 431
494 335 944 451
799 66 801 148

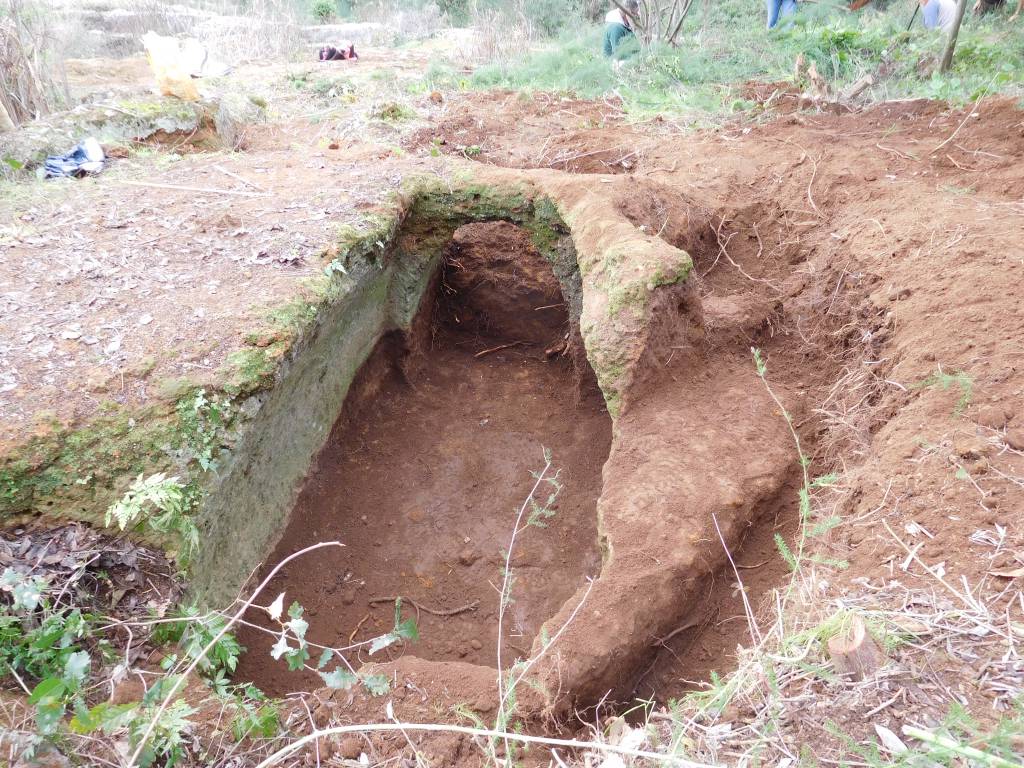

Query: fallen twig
252 721 721 768
902 724 1017 768
121 180 269 198
367 596 479 617
474 341 524 358
212 164 267 192
653 616 702 646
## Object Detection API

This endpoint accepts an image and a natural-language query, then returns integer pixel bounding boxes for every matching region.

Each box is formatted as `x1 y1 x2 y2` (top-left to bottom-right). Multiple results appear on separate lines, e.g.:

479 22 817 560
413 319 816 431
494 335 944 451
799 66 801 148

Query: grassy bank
422 0 1024 118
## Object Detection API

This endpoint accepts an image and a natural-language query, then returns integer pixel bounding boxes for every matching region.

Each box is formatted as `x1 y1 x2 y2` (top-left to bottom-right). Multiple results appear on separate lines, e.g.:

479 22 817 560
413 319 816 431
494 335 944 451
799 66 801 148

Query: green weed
310 0 335 22
151 607 244 684
105 473 200 564
913 366 973 415
176 389 232 473
464 0 1024 118
372 101 416 122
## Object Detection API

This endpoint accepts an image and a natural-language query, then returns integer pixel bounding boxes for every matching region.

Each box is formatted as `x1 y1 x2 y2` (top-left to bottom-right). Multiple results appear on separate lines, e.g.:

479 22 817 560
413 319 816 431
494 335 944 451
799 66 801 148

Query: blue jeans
766 0 797 28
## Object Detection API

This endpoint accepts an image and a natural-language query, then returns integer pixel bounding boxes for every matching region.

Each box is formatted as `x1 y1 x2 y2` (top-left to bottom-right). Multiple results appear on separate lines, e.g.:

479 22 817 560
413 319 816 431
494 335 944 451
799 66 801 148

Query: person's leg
603 23 616 56
604 23 630 57
766 0 783 28
780 0 798 19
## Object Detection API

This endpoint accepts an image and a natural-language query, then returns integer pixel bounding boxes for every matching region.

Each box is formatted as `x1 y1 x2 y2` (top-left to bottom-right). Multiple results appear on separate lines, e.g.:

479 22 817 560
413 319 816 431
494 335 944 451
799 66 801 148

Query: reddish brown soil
632 480 801 700
340 95 1024 762
8 51 1024 766
404 90 643 172
234 223 612 695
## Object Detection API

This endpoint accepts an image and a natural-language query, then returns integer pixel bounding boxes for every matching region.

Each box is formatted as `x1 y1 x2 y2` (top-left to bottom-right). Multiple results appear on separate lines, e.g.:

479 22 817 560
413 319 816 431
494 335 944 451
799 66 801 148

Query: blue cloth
766 0 797 29
921 0 941 28
43 139 104 178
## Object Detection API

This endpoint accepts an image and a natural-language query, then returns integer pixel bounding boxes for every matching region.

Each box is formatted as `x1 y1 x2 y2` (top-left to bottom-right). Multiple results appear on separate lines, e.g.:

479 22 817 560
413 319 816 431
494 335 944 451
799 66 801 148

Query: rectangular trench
231 221 612 694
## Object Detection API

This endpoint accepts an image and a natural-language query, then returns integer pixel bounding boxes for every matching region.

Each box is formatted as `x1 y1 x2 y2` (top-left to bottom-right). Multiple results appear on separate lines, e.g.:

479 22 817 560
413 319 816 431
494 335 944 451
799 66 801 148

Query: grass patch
372 101 417 122
914 365 973 415
461 0 1024 118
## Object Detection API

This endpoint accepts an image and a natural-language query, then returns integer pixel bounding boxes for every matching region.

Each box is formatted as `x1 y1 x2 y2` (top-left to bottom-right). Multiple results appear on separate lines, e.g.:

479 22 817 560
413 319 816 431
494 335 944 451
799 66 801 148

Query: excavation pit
234 221 612 695
192 175 796 714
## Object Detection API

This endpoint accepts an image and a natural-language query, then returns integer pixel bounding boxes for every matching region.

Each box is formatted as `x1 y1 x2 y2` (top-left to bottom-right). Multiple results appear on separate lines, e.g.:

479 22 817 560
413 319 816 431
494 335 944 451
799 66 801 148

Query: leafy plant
913 366 973 415
73 688 196 768
753 349 847 573
26 651 91 734
372 101 416 122
0 569 95 734
0 566 47 611
176 389 232 472
105 474 199 563
229 685 280 740
151 607 244 682
310 0 336 22
262 590 417 695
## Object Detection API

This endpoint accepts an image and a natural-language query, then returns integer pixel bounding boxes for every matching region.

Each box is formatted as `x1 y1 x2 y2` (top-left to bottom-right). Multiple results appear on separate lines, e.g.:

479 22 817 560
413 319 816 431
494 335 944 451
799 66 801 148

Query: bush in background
0 0 69 128
310 0 336 21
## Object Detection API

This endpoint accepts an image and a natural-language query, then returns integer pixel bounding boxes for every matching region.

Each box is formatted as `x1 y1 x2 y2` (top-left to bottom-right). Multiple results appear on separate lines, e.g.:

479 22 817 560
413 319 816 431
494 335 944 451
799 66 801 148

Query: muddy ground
2 49 1024 767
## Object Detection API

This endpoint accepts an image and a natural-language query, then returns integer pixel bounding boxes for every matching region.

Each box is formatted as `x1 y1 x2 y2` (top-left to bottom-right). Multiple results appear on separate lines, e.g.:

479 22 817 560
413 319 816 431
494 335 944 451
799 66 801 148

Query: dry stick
212 164 268 192
499 577 595 715
120 180 269 198
712 513 763 646
127 541 343 768
653 616 701 646
902 724 1016 768
367 596 479 617
880 520 979 611
805 151 821 216
475 341 525 358
496 456 553 763
251 722 721 768
780 138 823 218
931 88 987 155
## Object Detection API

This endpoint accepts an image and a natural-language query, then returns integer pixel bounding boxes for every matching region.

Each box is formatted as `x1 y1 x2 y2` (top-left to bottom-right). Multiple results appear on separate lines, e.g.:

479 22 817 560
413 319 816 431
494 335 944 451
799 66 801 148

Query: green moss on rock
0 407 177 524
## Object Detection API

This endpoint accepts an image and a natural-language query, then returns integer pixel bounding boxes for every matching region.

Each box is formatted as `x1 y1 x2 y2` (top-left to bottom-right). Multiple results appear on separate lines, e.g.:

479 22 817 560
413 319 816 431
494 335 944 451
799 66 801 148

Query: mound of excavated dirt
276 97 1024 766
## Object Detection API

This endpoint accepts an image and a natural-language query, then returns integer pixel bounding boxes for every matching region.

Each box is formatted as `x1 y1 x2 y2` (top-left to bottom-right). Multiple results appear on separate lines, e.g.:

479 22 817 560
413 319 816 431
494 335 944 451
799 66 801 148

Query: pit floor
234 329 612 695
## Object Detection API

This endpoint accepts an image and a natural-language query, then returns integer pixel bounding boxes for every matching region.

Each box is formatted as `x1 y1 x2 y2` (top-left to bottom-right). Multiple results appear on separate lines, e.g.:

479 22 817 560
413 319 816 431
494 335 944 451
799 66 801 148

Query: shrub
438 0 471 24
310 0 336 22
525 0 582 37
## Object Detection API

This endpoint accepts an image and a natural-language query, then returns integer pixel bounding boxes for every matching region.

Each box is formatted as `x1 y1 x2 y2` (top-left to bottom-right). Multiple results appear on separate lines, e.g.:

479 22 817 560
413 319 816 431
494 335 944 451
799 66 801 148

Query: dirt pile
271 97 1024 765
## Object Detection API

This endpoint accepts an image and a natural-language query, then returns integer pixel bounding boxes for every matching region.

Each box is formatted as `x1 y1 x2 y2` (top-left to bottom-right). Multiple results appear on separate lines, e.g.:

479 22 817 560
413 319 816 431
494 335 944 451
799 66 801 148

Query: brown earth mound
268 96 1024 765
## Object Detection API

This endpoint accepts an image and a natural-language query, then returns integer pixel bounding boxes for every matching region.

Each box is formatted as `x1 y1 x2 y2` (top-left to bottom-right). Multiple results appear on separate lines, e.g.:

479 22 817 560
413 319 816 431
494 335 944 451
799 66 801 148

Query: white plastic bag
142 31 200 101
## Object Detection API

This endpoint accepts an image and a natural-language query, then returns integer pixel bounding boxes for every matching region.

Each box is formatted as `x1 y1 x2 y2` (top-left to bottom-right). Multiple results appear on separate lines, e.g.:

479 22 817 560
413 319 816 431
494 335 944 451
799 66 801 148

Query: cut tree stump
827 615 884 681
